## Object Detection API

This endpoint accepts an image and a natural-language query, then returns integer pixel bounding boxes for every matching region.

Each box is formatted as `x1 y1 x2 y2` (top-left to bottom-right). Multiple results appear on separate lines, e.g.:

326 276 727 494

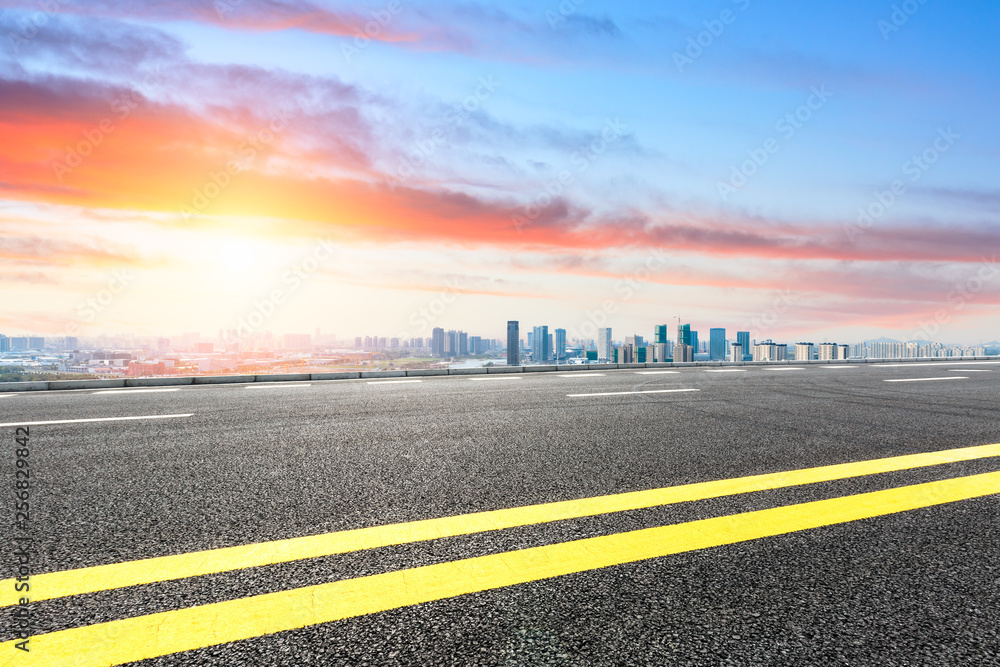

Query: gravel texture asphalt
1 362 999 665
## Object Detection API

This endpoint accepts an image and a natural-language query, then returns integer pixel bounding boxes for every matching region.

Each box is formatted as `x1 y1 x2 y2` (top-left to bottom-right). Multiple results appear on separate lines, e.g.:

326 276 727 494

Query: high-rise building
506 321 519 366
654 325 668 345
795 343 814 361
554 328 566 362
677 324 691 346
730 343 743 362
597 328 612 362
532 326 549 362
818 343 837 360
282 333 311 350
709 328 726 361
674 343 694 362
655 343 668 363
63 336 79 350
691 331 699 354
11 337 28 350
459 331 468 356
737 331 751 361
431 328 445 357
0 335 10 353
838 344 850 360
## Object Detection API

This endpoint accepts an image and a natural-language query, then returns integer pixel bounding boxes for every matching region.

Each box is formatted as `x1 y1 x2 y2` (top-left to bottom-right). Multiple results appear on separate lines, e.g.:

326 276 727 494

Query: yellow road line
5 471 999 667
3 443 1000 609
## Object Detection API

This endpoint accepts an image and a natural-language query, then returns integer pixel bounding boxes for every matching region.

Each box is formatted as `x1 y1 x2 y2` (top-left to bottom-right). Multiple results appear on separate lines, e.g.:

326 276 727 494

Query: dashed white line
949 369 991 372
469 376 522 381
0 394 15 398
876 361 1000 367
568 389 700 398
367 380 423 385
634 371 680 375
93 388 181 395
245 384 312 389
705 369 746 373
884 377 968 383
0 414 194 427
558 373 605 378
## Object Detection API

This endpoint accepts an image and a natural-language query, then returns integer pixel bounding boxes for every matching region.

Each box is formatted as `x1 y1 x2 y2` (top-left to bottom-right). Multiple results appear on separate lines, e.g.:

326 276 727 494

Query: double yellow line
3 443 1000 666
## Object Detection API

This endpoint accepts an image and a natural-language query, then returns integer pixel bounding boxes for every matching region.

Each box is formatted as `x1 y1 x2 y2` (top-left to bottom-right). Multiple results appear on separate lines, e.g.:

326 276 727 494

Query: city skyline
1 2 998 342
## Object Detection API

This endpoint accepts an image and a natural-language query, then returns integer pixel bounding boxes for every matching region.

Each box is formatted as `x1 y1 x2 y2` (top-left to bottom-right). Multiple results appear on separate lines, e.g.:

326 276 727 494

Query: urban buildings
737 331 750 361
506 321 519 366
597 328 612 362
532 326 549 362
554 328 567 362
795 343 814 361
709 328 726 361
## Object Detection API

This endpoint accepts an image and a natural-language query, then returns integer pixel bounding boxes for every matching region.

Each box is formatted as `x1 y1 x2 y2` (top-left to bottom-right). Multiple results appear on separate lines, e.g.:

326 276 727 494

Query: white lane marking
568 389 700 398
0 414 194 427
469 376 522 381
245 384 312 389
884 377 968 383
876 361 1000 367
558 373 605 377
949 369 991 372
367 380 422 385
0 394 15 398
705 369 746 373
765 367 804 371
93 388 181 395
634 371 680 375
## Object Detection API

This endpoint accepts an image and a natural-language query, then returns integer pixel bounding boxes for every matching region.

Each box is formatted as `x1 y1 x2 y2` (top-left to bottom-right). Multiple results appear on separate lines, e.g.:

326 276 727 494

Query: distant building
709 328 726 361
795 343 814 361
754 340 787 362
674 343 694 362
677 324 691 346
554 328 567 362
597 328 612 362
0 335 9 353
655 342 669 363
506 321 519 366
654 324 668 345
818 343 837 360
127 361 166 377
354 336 363 349
730 343 743 362
838 344 850 359
282 334 311 351
532 325 549 362
432 328 445 357
197 342 215 354
459 331 468 356
64 337 79 350
11 337 28 350
737 331 751 361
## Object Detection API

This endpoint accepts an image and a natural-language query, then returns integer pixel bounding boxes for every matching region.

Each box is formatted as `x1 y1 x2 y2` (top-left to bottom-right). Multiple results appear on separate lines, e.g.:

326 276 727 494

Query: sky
1 0 998 345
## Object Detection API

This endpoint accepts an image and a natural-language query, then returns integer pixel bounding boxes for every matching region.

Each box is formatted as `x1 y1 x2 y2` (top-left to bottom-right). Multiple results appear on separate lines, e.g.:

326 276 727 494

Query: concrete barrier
126 377 194 387
47 379 126 390
449 367 488 375
255 373 311 383
487 366 523 373
360 370 407 379
405 369 449 377
0 381 49 392
524 365 558 373
311 372 361 380
194 375 253 384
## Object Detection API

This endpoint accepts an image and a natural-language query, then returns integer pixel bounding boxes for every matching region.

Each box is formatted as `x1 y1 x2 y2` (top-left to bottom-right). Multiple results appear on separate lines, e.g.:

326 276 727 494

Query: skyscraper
431 327 445 357
532 326 549 362
598 328 612 362
677 324 691 346
506 321 519 366
709 328 726 361
654 324 668 345
554 328 566 362
737 331 750 361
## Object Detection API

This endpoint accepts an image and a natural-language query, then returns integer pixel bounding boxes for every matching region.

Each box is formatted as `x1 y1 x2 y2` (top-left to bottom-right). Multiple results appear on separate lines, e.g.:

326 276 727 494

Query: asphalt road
2 362 1000 666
